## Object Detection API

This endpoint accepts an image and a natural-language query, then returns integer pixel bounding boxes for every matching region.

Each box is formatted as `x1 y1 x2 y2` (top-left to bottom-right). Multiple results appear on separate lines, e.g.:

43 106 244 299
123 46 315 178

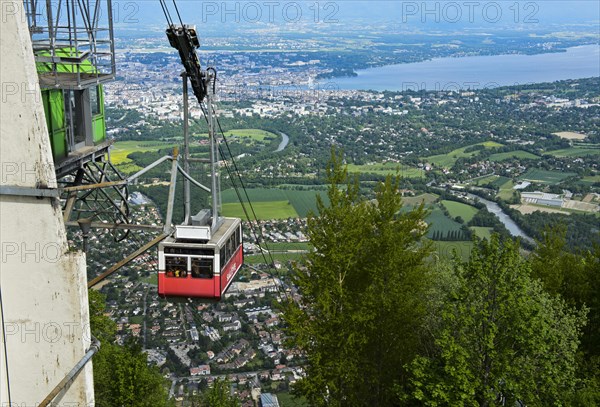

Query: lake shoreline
317 44 600 92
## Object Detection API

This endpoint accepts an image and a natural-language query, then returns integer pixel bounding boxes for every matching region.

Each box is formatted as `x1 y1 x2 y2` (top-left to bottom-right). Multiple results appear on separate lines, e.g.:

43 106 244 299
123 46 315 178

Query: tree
530 226 600 404
89 290 174 407
190 378 239 407
407 236 587 406
282 151 432 406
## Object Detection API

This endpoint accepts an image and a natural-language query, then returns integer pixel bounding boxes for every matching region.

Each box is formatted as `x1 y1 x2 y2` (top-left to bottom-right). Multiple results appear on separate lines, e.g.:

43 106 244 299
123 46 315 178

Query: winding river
462 192 534 244
275 132 289 152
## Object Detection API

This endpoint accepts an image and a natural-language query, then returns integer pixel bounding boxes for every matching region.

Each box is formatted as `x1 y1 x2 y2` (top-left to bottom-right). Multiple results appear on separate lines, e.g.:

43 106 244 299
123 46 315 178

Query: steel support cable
198 102 289 302
171 0 185 27
196 105 265 253
216 142 288 301
213 114 289 301
159 0 174 26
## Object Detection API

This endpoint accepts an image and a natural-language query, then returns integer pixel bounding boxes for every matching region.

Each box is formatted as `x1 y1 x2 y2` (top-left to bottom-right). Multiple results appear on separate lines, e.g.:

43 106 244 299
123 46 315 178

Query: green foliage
190 378 240 407
407 236 587 406
531 226 600 401
89 290 174 407
282 150 432 406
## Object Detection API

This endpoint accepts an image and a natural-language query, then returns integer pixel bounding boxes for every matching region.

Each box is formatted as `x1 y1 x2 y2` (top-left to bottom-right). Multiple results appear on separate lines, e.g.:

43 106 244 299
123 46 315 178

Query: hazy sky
114 0 600 33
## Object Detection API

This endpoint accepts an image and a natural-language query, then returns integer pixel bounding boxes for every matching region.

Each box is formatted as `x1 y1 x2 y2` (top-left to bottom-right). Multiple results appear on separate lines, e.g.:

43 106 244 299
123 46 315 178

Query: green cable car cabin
36 48 112 176
25 0 116 177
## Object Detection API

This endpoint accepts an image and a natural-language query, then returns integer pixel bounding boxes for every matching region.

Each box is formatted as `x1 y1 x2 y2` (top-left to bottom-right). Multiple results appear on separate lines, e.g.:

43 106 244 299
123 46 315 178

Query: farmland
488 150 540 161
441 200 479 223
581 175 600 184
552 131 587 140
425 207 465 239
221 188 330 218
546 146 600 158
221 201 298 220
111 140 177 172
263 242 312 252
346 162 424 178
245 252 306 265
469 174 502 186
511 203 570 215
402 193 438 207
519 168 577 184
424 141 503 168
221 129 279 145
110 129 277 169
496 178 516 200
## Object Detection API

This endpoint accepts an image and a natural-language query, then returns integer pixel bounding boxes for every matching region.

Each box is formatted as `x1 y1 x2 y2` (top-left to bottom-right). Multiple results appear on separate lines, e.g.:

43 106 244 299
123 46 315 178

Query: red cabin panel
219 245 243 297
158 272 217 298
157 218 243 300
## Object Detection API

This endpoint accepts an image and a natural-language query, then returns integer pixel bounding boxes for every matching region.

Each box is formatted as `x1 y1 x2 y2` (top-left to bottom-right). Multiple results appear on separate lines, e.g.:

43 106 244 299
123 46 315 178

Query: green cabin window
90 86 101 116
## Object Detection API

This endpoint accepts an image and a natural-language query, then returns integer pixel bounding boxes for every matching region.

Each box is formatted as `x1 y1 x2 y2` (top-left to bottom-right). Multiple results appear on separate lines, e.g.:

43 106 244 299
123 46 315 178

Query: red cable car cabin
158 218 243 300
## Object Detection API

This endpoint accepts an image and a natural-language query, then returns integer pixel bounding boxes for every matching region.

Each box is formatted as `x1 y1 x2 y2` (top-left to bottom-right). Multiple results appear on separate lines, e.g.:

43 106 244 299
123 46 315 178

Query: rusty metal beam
62 179 127 193
63 168 85 222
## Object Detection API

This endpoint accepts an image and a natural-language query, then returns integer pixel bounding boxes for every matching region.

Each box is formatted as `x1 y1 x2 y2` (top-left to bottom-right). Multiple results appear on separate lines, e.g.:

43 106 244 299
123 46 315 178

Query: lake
322 45 600 91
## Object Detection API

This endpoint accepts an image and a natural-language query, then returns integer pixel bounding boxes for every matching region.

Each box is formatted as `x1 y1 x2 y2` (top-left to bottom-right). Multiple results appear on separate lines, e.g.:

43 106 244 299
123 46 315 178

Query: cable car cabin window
165 246 213 256
227 238 234 261
220 247 226 270
165 256 187 278
191 258 213 279
90 86 101 116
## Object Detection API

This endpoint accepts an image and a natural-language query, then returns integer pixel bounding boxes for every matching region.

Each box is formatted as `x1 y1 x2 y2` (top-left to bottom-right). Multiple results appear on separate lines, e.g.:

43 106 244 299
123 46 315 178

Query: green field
111 140 177 172
403 193 438 207
346 162 424 178
221 188 329 218
490 176 512 189
547 146 600 158
496 179 516 200
264 242 312 251
110 129 276 169
245 252 306 265
441 200 479 223
425 207 465 239
519 168 576 184
221 201 298 220
581 175 600 184
424 141 504 168
221 129 279 143
470 226 493 240
111 141 176 164
489 150 540 161
470 174 500 186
